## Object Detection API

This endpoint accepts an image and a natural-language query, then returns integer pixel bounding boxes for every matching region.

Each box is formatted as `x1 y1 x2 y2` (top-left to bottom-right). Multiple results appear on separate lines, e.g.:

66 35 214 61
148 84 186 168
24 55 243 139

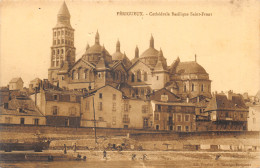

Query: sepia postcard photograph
0 0 260 167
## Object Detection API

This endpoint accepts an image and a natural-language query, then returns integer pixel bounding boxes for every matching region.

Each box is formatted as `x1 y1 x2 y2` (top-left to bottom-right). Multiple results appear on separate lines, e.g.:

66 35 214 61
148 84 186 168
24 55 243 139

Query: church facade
48 2 212 101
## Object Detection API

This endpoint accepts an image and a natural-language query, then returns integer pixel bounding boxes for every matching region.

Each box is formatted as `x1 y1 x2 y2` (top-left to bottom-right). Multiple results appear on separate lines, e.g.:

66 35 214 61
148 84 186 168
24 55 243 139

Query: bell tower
48 2 76 85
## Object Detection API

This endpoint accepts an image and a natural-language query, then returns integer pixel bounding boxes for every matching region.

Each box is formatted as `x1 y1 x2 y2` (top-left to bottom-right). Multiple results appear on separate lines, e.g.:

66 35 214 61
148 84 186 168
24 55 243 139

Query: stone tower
48 2 76 85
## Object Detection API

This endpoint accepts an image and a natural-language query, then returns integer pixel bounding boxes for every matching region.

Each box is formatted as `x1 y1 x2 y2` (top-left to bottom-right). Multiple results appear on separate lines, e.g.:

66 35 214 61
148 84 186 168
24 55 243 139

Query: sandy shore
44 150 260 161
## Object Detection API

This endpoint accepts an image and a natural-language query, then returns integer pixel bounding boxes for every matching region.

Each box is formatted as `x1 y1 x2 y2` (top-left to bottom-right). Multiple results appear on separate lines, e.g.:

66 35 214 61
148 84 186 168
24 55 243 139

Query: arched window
131 73 135 82
58 31 60 36
72 70 75 80
137 70 141 82
184 84 186 92
61 49 63 54
143 72 148 81
56 60 59 66
78 68 81 79
58 39 60 44
53 50 55 55
61 30 64 35
53 40 56 45
52 60 55 67
84 69 88 79
57 49 60 54
192 83 195 92
54 31 56 36
201 84 204 92
62 39 64 44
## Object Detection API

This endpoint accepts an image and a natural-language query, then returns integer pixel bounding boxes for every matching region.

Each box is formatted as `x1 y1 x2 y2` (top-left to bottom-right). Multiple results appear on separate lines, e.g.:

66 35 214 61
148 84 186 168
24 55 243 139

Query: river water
1 159 259 168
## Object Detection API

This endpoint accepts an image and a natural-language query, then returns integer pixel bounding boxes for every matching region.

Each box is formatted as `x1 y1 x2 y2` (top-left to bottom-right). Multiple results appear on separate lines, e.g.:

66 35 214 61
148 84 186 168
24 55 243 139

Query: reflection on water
0 159 259 168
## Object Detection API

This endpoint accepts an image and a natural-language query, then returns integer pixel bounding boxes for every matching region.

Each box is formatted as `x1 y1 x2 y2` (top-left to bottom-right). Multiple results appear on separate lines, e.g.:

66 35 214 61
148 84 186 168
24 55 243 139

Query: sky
0 0 259 95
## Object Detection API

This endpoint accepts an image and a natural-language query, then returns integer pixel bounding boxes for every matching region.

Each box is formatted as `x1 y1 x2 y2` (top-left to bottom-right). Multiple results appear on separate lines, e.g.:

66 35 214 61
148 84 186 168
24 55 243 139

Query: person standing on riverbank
73 143 77 152
64 144 67 154
103 150 107 159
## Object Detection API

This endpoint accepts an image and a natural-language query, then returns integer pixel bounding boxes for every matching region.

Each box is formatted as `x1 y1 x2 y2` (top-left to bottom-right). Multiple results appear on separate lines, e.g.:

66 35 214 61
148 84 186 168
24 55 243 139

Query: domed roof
112 52 124 60
140 35 159 58
140 48 159 58
175 61 207 74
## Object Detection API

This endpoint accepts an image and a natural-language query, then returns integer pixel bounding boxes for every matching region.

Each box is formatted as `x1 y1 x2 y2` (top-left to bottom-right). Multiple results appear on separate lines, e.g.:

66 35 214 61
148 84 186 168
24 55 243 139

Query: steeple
116 39 120 52
56 1 71 28
135 46 139 58
150 35 154 48
95 30 100 44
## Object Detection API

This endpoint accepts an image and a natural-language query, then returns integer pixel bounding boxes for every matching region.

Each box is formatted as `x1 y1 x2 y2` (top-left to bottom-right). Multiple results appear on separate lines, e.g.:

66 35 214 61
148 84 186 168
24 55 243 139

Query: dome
175 61 207 74
112 51 124 60
140 48 159 58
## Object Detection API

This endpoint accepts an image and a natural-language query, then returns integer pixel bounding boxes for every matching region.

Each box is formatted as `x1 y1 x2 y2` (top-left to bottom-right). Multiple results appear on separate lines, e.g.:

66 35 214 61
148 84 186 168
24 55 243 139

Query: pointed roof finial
150 34 154 48
195 54 197 62
135 45 139 58
116 39 120 52
95 30 100 44
58 1 70 16
86 43 90 50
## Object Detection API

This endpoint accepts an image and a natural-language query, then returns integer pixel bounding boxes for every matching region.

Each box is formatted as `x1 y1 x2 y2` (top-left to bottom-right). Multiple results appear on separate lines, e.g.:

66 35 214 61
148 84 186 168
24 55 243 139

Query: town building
247 105 260 131
149 88 196 131
199 94 249 131
9 77 24 91
30 89 82 127
0 94 45 125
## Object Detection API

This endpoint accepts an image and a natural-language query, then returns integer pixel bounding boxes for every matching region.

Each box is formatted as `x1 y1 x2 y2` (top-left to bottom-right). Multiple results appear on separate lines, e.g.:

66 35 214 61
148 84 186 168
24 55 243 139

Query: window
5 117 12 124
157 76 159 80
98 102 102 111
62 39 64 44
20 118 25 125
53 94 58 100
185 126 189 132
184 84 186 92
99 93 102 99
113 94 116 100
192 83 195 91
56 60 59 66
4 103 8 109
112 103 116 111
69 107 76 116
84 69 88 79
142 105 148 113
185 115 190 122
225 112 229 117
53 40 56 45
143 72 148 81
112 116 116 125
124 103 129 112
34 119 39 125
52 106 58 115
86 101 90 111
98 72 102 79
154 113 159 120
124 125 128 129
156 125 159 130
137 71 141 82
131 74 135 82
201 84 204 92
169 125 173 130
58 39 60 44
61 49 64 54
240 114 243 118
53 50 55 55
177 115 182 122
161 95 168 102
61 30 64 35
143 118 148 128
54 31 56 36
177 125 182 132
157 105 161 112
99 117 104 121
58 31 60 36
123 114 129 123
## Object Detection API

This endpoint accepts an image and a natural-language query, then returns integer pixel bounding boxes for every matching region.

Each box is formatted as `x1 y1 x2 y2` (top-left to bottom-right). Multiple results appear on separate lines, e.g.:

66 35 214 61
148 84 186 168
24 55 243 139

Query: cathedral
48 2 212 100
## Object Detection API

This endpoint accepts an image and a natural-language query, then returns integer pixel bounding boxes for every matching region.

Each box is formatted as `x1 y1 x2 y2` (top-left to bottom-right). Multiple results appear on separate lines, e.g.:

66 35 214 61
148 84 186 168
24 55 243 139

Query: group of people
63 143 77 154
